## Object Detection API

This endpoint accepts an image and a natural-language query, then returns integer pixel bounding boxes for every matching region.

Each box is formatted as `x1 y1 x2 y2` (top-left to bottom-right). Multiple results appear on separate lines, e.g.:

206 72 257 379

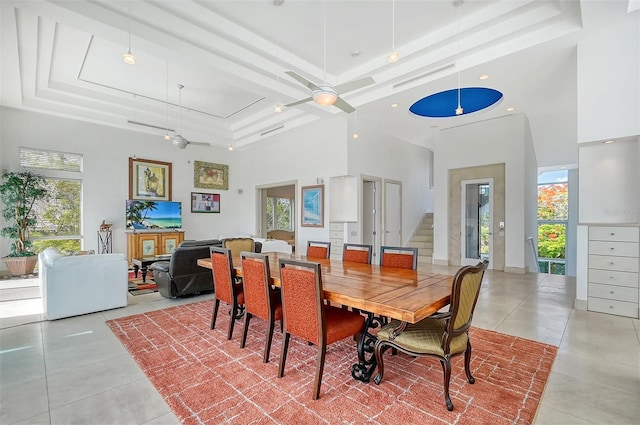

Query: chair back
445 260 488 345
241 252 273 320
342 243 373 264
223 238 255 257
306 241 331 259
379 246 418 270
279 259 324 345
210 246 235 304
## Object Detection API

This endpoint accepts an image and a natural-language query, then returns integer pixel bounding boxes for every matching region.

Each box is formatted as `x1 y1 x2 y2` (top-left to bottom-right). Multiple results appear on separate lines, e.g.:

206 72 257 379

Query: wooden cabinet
587 226 639 318
126 231 185 265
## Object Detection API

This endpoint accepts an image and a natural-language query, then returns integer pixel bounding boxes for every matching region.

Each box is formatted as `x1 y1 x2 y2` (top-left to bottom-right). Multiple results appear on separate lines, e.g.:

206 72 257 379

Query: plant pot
2 255 38 277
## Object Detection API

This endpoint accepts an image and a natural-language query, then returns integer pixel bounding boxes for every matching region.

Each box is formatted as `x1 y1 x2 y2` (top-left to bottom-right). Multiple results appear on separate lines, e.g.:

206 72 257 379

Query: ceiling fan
284 1 374 114
284 72 375 113
172 84 211 149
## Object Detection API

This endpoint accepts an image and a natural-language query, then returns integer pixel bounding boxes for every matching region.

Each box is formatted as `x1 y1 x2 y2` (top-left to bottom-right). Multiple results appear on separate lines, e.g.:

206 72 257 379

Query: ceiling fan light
312 86 338 106
455 106 464 115
388 51 400 63
123 50 136 65
172 135 188 149
163 132 171 140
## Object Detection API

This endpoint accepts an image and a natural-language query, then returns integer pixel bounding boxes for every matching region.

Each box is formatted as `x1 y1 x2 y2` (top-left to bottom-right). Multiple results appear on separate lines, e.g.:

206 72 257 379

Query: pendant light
123 0 136 65
352 110 359 139
388 0 399 63
313 0 337 106
173 84 188 149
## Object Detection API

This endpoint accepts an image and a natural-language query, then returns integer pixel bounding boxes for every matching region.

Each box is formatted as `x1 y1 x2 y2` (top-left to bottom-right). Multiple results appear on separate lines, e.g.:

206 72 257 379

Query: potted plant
0 170 49 276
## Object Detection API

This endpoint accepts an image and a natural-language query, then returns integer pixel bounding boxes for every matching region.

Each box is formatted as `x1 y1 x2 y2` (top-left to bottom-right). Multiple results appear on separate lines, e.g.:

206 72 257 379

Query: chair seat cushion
324 306 365 345
377 318 468 356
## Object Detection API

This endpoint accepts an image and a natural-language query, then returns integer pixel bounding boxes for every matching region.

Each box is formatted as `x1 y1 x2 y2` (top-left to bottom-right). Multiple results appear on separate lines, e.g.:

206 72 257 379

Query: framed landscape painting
129 158 172 201
194 161 228 190
301 185 324 227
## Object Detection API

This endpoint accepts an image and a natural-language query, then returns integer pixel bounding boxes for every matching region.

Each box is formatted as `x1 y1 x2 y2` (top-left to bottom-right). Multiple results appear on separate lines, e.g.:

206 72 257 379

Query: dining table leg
351 312 387 382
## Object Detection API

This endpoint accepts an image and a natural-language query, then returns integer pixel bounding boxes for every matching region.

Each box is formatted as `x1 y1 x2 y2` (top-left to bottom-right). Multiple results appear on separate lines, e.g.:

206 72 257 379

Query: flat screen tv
126 200 182 230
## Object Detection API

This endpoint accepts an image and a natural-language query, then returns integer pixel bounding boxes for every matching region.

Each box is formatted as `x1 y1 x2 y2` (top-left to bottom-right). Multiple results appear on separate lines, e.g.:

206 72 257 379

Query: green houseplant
0 170 49 276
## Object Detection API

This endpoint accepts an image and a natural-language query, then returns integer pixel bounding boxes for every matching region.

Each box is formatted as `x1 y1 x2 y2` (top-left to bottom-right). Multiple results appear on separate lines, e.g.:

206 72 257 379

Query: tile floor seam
550 368 640 398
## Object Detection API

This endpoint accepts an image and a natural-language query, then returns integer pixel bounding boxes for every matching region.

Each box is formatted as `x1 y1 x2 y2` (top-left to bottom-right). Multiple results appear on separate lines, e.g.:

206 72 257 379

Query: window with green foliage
20 148 83 253
266 197 293 231
537 171 568 275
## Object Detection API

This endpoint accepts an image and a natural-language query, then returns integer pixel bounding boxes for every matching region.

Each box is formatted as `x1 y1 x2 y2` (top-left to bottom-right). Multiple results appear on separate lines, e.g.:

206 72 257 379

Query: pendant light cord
127 0 132 51
456 1 462 112
323 0 327 83
392 0 395 52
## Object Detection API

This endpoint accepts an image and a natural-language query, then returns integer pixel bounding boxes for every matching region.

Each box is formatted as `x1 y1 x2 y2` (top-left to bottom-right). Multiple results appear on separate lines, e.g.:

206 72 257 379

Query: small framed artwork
194 161 229 190
301 184 324 227
191 192 221 213
129 158 172 201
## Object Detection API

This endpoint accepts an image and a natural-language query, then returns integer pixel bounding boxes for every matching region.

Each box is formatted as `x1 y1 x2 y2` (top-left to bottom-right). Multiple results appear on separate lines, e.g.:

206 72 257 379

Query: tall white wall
0 107 243 257
577 4 640 143
432 114 536 271
347 123 431 245
524 118 538 273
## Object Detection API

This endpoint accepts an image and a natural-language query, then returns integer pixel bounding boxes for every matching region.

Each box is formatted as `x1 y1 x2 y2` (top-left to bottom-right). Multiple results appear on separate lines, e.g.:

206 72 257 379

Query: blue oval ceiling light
409 87 503 118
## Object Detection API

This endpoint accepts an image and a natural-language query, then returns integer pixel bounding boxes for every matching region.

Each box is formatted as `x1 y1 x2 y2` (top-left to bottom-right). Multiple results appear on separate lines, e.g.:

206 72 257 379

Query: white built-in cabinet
587 226 639 318
329 222 345 261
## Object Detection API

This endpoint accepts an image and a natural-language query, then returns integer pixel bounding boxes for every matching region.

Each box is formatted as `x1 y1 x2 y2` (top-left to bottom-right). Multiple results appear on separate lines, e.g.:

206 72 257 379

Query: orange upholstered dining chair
210 246 244 340
379 246 418 270
278 259 365 400
239 251 283 363
306 240 331 259
342 243 373 264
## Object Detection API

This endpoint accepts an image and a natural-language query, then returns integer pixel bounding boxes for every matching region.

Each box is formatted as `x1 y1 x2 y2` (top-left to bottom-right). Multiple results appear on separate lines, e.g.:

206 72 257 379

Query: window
266 197 293 231
20 148 83 253
537 170 568 275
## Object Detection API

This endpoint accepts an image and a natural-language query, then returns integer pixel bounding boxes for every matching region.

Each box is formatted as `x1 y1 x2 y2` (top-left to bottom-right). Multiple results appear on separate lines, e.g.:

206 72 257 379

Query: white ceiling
0 0 636 167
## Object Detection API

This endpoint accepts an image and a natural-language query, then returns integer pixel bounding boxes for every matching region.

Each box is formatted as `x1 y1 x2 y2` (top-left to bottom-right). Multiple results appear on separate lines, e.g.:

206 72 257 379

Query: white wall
565 168 579 277
524 118 539 272
578 138 640 224
577 7 640 143
0 107 243 258
432 114 534 271
347 125 431 245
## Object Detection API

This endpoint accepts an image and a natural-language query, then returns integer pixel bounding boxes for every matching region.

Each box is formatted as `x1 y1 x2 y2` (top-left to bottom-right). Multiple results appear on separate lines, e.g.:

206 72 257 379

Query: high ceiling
1 1 636 167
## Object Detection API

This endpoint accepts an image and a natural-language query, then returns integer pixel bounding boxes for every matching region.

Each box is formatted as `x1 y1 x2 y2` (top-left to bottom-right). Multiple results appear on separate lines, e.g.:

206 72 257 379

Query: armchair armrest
149 261 170 273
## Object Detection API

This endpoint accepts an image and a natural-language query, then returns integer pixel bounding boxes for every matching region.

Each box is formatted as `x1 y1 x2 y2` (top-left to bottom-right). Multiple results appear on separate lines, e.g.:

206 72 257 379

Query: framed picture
301 184 324 227
191 192 220 213
194 161 229 190
129 158 172 201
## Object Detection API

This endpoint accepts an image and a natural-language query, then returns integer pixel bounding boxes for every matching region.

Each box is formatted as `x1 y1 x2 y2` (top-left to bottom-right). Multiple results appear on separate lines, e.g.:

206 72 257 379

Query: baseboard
504 266 526 275
574 299 587 310
433 258 449 266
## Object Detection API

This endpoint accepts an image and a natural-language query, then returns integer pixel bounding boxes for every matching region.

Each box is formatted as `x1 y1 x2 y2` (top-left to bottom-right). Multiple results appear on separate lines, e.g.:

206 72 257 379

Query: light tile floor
1 265 639 425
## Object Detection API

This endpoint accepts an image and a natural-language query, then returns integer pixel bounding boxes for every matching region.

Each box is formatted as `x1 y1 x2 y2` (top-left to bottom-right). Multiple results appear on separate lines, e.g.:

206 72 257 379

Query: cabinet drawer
330 222 344 231
588 282 638 302
589 226 639 243
588 297 639 318
589 269 639 288
329 230 344 239
589 255 639 273
588 241 638 257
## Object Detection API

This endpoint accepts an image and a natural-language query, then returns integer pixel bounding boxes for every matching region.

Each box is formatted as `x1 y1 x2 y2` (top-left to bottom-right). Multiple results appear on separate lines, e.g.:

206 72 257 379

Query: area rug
128 270 157 295
107 300 557 425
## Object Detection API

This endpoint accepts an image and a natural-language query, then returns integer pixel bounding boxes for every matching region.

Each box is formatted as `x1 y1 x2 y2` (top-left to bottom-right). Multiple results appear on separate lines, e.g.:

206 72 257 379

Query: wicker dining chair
306 240 331 259
342 243 373 264
210 246 244 340
278 258 365 400
239 251 283 363
379 246 419 270
373 260 489 411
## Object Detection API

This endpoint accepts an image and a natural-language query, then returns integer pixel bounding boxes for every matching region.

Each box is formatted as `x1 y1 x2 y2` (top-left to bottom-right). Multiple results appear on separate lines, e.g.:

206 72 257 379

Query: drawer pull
610 291 614 294
610 247 615 250
609 276 614 280
610 232 615 236
610 262 615 265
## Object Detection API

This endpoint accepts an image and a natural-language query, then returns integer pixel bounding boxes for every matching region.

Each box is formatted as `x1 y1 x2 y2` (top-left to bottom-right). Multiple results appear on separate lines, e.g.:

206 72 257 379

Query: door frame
460 178 494 268
255 180 297 241
361 175 382 264
383 179 402 246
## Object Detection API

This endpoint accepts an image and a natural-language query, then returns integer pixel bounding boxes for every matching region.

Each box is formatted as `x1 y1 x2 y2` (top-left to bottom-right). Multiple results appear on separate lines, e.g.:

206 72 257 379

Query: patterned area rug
107 300 557 424
128 270 157 295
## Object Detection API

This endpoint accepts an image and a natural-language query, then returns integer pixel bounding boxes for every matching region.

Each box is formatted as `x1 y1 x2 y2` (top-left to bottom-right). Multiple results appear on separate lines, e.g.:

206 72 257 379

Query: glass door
461 179 493 267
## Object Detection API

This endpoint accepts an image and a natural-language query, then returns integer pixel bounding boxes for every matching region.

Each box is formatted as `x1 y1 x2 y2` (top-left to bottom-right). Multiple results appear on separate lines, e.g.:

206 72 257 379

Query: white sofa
39 247 128 320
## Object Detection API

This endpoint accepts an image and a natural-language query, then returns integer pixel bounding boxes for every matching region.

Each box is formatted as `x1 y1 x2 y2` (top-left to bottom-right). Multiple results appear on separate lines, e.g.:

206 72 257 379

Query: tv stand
126 231 185 266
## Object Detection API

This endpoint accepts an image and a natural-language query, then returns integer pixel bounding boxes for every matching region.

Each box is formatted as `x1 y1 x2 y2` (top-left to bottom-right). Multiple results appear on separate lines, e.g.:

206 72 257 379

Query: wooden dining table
197 252 454 382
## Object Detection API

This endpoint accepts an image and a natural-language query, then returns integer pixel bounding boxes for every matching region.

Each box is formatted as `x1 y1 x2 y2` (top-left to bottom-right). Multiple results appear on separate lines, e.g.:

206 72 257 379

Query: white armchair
39 248 128 320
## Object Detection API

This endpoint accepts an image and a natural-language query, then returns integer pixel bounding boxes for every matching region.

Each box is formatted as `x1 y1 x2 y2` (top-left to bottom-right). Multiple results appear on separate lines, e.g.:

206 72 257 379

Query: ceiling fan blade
188 140 211 147
334 76 375 94
333 97 355 114
285 71 320 91
284 97 313 108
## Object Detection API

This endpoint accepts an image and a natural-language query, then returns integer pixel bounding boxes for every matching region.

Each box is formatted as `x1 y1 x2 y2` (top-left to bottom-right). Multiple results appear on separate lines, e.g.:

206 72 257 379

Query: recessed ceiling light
479 74 490 80
352 133 359 139
603 140 615 144
274 104 282 113
390 103 399 108
228 145 234 151
506 107 515 112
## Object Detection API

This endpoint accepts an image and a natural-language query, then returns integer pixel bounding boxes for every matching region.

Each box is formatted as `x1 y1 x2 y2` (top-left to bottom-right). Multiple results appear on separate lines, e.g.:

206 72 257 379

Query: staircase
408 213 434 264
